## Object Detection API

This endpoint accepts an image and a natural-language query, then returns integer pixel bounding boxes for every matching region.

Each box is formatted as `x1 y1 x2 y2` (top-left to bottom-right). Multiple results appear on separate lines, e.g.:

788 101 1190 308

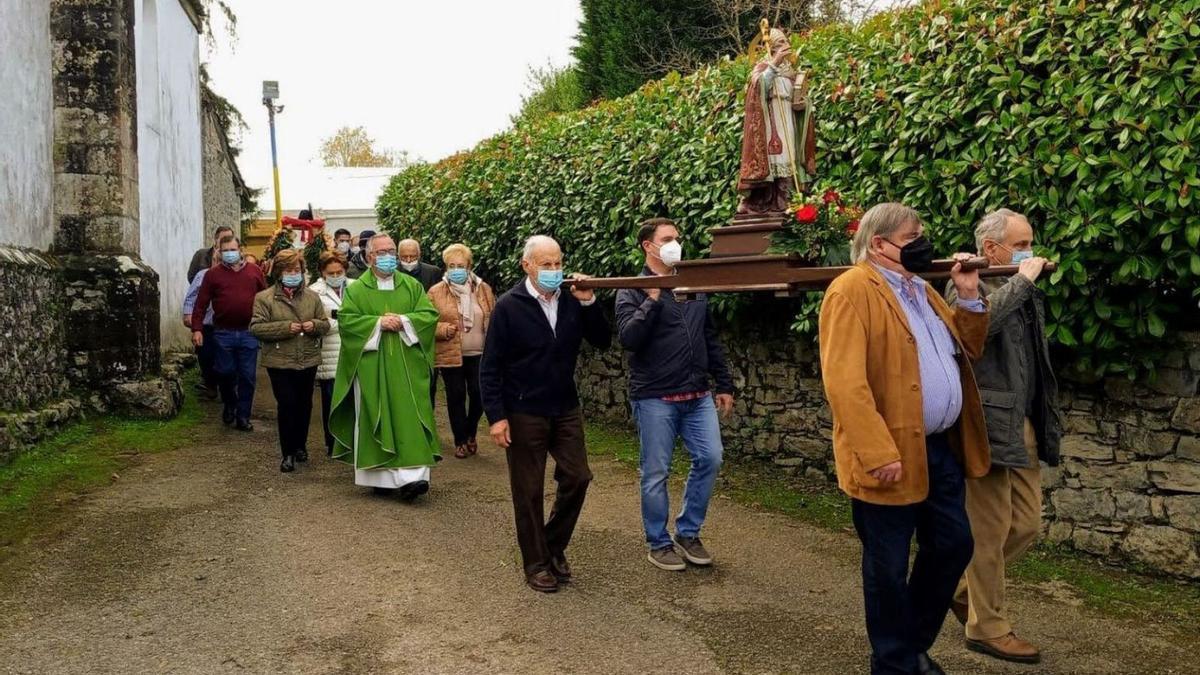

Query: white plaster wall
136 0 204 350
0 0 53 250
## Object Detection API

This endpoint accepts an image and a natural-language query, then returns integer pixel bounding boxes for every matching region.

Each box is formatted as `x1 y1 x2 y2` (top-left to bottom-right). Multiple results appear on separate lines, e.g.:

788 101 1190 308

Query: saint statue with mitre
737 22 817 214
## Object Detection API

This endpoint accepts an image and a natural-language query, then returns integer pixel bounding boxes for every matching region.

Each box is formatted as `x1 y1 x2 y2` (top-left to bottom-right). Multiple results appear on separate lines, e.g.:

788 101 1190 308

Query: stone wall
0 247 69 413
576 312 1200 579
202 105 242 233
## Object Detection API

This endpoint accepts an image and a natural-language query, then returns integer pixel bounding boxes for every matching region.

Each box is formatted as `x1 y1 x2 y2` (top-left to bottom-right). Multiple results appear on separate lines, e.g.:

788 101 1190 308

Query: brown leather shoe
951 599 969 625
525 570 559 593
966 632 1041 664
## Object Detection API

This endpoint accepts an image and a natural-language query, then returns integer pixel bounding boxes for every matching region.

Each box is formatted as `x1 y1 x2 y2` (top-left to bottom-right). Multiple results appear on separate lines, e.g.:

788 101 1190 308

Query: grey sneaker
648 546 686 571
673 535 713 566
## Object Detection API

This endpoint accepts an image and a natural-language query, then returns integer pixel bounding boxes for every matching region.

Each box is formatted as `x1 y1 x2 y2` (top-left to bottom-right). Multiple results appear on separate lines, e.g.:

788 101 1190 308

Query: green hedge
378 0 1200 378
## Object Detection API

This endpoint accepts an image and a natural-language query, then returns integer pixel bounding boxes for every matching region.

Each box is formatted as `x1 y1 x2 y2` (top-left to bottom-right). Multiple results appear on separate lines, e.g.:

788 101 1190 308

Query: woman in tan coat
428 244 496 458
250 249 329 473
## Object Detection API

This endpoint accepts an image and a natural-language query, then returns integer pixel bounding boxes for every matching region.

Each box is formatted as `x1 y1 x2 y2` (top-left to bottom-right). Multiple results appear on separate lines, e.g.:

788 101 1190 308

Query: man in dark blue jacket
616 218 735 572
481 235 611 593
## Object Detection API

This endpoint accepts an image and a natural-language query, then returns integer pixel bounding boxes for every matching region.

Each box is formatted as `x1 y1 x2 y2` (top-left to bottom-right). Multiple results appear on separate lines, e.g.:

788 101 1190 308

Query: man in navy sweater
616 218 735 572
481 235 611 593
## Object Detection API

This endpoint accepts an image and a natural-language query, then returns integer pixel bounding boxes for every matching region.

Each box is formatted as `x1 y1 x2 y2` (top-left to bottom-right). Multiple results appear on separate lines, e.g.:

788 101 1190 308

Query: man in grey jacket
947 208 1060 665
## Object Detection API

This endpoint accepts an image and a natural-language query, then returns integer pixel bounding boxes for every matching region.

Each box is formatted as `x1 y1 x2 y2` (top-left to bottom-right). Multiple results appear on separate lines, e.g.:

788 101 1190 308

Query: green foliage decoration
379 0 1200 378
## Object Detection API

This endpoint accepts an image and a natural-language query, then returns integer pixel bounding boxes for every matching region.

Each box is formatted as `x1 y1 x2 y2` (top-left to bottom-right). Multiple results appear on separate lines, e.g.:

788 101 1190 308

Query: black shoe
295 449 309 463
397 480 429 502
235 419 254 432
916 653 946 675
222 407 235 426
550 555 572 582
280 456 295 473
371 487 391 496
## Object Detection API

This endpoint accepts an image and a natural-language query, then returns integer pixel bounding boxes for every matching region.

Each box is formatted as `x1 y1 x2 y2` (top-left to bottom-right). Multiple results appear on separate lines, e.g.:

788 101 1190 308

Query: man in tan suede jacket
819 203 990 675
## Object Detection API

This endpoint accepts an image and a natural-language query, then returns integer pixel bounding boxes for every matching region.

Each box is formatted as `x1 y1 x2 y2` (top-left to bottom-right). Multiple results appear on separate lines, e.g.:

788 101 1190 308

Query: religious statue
736 21 817 215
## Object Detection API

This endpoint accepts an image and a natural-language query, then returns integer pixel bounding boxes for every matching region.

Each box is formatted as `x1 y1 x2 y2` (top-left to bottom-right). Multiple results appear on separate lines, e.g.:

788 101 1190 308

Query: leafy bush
379 0 1200 378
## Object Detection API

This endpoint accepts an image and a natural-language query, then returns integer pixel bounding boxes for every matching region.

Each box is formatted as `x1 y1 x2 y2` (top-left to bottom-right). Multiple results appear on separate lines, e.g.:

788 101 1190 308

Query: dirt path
0 382 1193 674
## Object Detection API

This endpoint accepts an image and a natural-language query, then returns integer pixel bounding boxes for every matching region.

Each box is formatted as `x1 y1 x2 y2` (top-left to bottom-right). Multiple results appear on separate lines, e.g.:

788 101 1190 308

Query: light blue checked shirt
873 264 985 435
183 267 214 326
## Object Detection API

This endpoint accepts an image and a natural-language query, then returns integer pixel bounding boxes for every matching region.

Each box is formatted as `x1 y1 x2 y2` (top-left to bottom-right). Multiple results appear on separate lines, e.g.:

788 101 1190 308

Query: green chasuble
330 271 441 469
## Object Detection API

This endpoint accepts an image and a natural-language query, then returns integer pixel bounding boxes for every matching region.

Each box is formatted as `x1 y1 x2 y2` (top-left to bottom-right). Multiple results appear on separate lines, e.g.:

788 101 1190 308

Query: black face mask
883 235 936 273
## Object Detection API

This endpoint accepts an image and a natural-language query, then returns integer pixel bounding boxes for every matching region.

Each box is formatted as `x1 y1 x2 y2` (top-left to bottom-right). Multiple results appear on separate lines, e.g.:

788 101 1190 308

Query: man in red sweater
192 235 267 430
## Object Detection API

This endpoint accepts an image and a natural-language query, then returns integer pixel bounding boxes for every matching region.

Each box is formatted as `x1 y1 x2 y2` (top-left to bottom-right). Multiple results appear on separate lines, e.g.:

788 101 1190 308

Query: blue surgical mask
325 274 346 288
281 273 303 288
220 250 241 265
447 268 469 285
1010 249 1033 264
375 254 398 274
536 269 563 293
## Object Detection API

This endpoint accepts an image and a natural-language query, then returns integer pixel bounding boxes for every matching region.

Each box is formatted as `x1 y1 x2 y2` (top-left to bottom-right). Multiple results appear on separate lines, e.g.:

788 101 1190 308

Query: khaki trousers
955 418 1042 640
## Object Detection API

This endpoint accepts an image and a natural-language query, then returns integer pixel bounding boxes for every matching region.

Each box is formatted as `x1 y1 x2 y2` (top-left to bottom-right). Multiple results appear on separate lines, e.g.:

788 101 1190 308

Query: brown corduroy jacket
818 262 990 505
428 278 496 368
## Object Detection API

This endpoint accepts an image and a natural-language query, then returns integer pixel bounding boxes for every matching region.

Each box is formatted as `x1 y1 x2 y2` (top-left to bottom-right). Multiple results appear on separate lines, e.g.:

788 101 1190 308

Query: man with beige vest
819 203 990 675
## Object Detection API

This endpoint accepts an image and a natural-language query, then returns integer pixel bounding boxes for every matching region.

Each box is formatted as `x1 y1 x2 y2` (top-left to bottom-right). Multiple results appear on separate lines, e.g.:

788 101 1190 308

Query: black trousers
505 408 593 576
319 378 335 453
851 432 974 675
441 355 483 445
266 366 317 459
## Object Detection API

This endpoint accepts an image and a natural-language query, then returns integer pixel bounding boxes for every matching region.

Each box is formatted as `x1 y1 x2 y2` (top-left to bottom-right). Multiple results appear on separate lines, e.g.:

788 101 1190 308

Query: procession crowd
183 204 1056 675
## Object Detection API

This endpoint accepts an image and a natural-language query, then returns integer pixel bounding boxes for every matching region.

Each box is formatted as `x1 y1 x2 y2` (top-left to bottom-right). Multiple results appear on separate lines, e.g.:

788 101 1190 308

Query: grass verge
586 420 1200 634
0 372 204 550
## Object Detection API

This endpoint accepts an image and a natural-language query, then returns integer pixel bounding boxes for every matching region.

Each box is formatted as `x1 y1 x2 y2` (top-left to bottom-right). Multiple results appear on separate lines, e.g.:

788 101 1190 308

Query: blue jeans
851 432 974 675
631 396 724 550
211 329 259 421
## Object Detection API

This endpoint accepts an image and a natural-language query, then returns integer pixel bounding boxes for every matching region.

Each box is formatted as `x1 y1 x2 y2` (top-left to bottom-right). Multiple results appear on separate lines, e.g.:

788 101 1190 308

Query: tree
573 0 815 100
318 126 407 168
510 63 588 126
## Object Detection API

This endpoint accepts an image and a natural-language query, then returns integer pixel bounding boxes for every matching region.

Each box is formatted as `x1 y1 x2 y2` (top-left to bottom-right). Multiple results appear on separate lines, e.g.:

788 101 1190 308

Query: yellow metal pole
267 103 282 229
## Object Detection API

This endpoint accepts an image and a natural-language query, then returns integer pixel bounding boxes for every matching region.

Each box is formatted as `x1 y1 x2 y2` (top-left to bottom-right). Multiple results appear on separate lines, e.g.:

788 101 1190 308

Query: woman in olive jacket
250 249 329 472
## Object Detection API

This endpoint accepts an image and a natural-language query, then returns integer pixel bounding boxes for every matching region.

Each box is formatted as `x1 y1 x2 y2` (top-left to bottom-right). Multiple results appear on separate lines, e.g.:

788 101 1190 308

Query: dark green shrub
379 0 1200 378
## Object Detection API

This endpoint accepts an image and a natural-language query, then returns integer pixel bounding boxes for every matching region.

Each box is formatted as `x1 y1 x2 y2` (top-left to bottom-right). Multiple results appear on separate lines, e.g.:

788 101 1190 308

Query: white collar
525 276 559 303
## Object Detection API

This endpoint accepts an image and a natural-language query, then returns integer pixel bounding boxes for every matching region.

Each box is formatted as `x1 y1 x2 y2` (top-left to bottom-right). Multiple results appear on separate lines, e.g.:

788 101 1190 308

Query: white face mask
400 260 420 272
657 240 683 267
336 241 350 254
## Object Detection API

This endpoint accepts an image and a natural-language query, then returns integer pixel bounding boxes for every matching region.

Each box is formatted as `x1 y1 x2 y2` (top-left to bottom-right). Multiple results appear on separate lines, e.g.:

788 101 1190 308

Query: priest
329 232 441 501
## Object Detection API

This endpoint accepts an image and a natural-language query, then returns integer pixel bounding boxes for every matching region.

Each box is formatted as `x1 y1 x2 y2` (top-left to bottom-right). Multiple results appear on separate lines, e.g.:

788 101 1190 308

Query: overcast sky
203 0 583 207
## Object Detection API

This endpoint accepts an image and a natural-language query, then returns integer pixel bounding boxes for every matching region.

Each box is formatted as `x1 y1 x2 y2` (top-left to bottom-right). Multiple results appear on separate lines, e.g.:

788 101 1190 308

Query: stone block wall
576 311 1200 579
1044 333 1200 578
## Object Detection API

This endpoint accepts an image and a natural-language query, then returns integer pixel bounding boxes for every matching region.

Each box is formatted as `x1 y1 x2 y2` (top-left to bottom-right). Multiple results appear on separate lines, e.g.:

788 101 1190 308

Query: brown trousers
955 418 1042 639
505 408 593 576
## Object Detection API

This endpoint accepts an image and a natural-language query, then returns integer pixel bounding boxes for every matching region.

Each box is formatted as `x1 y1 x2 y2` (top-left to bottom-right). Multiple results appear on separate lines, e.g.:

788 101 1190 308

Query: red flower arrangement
769 188 864 266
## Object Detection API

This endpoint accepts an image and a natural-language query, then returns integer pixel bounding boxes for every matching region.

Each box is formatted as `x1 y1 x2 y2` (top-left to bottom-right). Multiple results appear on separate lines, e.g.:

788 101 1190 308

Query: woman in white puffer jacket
309 251 354 456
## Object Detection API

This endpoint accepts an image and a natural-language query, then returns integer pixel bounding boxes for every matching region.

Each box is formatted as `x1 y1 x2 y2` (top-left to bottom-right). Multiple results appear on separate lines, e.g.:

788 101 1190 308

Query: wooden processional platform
573 213 1052 295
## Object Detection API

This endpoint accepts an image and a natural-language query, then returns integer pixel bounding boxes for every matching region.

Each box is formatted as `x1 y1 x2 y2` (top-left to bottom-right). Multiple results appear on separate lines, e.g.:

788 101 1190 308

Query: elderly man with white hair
480 235 611 593
946 208 1059 665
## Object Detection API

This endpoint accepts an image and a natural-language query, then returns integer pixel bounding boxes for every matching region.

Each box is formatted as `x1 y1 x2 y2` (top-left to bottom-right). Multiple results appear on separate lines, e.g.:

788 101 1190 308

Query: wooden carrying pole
570 258 1057 294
